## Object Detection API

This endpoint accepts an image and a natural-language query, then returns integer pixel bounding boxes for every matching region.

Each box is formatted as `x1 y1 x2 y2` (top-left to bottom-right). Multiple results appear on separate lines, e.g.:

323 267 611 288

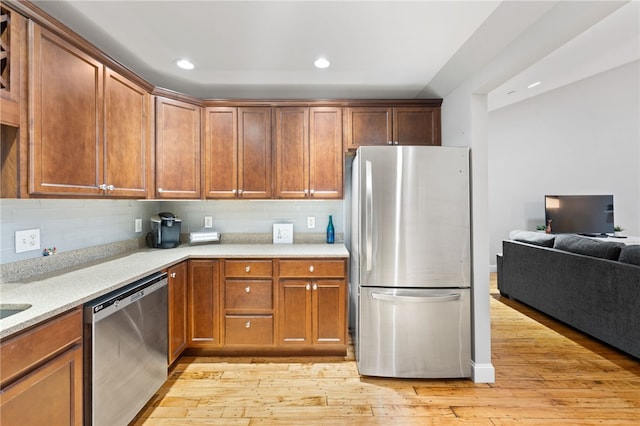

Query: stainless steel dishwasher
84 271 168 426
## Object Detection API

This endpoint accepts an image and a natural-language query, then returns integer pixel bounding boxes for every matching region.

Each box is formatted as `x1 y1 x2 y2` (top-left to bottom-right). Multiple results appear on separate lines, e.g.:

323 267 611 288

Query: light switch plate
16 229 41 253
134 218 143 233
273 223 293 244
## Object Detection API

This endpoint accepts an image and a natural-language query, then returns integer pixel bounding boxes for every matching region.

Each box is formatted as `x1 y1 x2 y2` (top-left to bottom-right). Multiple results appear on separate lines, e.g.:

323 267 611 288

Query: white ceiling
31 1 639 109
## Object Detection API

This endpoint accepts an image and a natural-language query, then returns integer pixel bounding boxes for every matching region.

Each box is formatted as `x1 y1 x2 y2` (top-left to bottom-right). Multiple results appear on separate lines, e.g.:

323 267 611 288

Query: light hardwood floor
132 274 640 425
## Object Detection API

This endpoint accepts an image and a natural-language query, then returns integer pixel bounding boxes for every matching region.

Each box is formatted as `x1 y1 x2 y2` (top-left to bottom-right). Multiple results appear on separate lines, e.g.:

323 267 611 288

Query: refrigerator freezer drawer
357 287 470 378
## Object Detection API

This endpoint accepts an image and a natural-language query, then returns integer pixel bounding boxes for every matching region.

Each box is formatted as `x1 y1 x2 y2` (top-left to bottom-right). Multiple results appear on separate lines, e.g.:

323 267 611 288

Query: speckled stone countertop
0 243 349 340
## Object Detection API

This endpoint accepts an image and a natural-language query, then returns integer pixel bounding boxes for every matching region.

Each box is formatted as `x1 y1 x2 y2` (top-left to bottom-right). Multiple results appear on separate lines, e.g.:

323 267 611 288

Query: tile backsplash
0 199 345 265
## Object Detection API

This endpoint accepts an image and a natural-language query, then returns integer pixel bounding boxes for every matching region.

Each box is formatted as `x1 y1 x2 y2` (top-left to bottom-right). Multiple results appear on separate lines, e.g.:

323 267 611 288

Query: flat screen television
544 195 614 236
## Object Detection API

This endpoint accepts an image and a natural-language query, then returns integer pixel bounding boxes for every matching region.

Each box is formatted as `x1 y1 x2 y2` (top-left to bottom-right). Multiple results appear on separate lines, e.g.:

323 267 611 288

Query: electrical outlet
135 218 143 233
307 216 315 229
204 216 213 229
15 229 41 253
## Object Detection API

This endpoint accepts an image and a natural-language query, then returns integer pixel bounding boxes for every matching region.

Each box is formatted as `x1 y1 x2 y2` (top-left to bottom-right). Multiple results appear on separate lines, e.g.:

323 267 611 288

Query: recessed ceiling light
176 59 195 70
527 81 542 89
314 58 330 69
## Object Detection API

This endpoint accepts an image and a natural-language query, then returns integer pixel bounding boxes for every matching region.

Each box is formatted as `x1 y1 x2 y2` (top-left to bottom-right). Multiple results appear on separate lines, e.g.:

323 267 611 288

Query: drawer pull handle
245 286 251 293
309 265 314 273
245 321 251 328
245 266 251 273
313 283 318 291
306 283 311 291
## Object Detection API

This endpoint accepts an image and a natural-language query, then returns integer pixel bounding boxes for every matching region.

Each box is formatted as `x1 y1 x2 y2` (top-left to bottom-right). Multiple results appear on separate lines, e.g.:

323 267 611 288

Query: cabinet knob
310 189 315 196
245 321 251 328
232 189 237 194
306 283 311 291
309 265 314 273
394 141 399 145
388 141 393 145
303 189 308 196
313 283 318 291
158 188 164 193
245 286 251 293
170 272 176 278
245 266 251 273
238 189 243 195
99 183 107 190
107 185 115 191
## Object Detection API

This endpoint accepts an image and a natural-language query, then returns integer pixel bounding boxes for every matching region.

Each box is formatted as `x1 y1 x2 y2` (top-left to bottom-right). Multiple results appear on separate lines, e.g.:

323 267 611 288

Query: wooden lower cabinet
277 259 347 351
168 262 188 364
178 257 347 355
187 260 221 347
0 308 83 426
222 260 274 347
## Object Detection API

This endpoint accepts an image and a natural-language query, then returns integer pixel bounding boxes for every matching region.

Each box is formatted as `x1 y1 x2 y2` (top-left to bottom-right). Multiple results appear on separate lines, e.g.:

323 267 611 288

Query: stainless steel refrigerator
350 146 471 378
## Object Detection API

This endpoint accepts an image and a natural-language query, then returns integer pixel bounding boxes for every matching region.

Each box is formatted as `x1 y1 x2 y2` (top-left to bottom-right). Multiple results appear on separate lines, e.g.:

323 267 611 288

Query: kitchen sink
0 304 32 319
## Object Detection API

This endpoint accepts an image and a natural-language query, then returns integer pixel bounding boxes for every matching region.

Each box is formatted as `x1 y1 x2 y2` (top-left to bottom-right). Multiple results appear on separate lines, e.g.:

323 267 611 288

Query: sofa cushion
618 245 640 266
509 230 555 247
553 234 625 260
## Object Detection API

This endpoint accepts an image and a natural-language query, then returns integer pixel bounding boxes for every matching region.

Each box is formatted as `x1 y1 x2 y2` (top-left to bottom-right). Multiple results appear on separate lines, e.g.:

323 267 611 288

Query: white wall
488 60 640 268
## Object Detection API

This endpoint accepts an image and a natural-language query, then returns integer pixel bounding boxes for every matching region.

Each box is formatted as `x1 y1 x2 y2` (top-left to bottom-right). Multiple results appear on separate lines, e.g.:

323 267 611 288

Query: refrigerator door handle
371 292 461 303
365 160 373 271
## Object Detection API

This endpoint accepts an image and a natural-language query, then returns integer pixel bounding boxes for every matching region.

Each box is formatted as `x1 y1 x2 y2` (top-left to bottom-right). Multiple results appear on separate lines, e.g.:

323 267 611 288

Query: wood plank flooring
132 273 640 425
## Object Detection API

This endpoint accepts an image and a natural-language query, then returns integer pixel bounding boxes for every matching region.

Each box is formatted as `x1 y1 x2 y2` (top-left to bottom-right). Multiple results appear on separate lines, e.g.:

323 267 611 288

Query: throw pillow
618 245 640 266
509 230 555 247
554 234 625 260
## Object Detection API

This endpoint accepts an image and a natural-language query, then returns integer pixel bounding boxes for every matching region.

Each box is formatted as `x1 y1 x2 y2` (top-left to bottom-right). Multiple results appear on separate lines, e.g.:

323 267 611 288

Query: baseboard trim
471 361 495 383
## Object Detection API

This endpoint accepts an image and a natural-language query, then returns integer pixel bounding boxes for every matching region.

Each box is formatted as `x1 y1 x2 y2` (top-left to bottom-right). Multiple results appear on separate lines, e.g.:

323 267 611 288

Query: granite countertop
0 243 349 340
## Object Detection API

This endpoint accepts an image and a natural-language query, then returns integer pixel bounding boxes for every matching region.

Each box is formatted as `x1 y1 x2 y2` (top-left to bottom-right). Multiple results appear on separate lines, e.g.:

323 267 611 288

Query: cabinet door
104 68 150 197
309 107 343 199
204 107 238 198
344 107 392 151
168 262 188 364
312 279 347 345
393 107 441 146
0 345 83 426
0 6 25 127
278 279 312 345
274 107 308 198
188 260 220 347
238 107 271 198
30 24 104 196
155 97 201 198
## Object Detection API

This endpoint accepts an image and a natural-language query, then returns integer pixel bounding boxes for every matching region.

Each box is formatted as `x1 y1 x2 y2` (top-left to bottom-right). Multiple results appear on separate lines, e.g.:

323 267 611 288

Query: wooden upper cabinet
104 68 150 197
204 106 271 199
275 107 342 199
28 23 150 197
155 97 201 198
29 24 104 196
1 6 26 127
345 106 441 150
309 107 343 199
204 107 238 198
274 107 309 198
238 107 272 198
393 107 441 146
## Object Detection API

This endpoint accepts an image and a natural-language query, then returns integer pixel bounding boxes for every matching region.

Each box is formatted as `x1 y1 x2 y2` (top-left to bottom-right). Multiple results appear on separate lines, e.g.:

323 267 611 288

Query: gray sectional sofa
497 231 640 359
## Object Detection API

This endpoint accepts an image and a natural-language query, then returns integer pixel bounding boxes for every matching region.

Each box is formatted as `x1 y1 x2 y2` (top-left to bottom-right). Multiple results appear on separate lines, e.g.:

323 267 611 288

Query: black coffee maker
147 212 182 248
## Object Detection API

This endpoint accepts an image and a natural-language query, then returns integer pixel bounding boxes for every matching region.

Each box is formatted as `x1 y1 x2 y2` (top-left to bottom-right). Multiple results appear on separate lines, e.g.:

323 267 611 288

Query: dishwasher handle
371 292 461 303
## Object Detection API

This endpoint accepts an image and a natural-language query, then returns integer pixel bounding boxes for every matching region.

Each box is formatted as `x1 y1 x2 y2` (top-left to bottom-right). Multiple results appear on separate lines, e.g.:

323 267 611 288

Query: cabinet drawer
0 308 82 386
224 280 273 311
279 259 345 278
224 315 273 345
225 260 273 278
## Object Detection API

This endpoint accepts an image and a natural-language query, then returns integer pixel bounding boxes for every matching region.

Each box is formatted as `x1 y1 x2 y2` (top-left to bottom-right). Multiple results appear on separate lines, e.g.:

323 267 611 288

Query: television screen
544 195 614 235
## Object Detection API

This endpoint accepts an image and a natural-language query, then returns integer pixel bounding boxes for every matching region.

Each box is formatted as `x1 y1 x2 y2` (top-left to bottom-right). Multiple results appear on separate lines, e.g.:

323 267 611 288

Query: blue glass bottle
326 215 335 244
